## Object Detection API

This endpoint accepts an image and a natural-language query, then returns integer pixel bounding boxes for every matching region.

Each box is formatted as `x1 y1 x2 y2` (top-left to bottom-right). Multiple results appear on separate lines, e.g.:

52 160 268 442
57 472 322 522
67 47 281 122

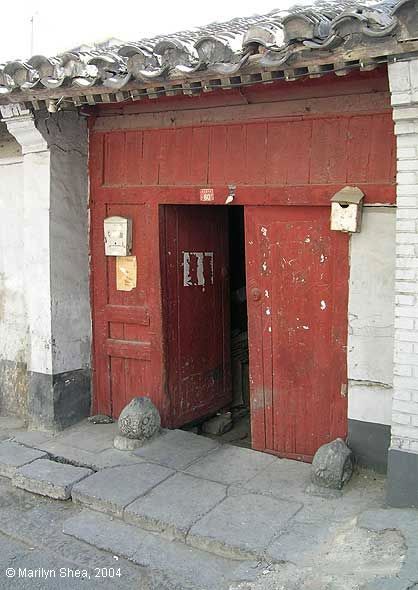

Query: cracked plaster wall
348 207 396 426
35 111 91 375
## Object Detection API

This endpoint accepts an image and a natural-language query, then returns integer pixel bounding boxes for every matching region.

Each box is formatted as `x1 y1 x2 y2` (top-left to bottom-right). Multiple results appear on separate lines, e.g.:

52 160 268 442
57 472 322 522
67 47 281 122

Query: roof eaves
0 0 417 110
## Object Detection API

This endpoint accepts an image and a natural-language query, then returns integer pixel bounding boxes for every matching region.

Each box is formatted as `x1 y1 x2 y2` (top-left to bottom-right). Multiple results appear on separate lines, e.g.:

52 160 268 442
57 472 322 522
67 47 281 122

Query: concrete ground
0 417 417 589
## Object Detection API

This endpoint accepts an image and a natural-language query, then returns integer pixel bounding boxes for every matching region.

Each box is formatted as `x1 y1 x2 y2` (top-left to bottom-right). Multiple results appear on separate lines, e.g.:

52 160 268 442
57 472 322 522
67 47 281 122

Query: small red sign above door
200 188 215 202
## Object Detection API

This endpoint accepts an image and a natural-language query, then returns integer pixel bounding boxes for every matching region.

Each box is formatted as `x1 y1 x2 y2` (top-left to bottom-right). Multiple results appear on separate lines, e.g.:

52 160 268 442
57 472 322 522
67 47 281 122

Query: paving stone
63 510 264 590
12 430 54 448
0 441 48 478
12 458 92 500
124 472 227 540
0 493 162 590
187 492 302 560
37 441 104 468
92 448 148 470
72 463 174 516
35 441 146 471
52 423 118 453
267 521 334 564
133 429 219 469
294 472 387 525
185 444 277 485
243 457 311 500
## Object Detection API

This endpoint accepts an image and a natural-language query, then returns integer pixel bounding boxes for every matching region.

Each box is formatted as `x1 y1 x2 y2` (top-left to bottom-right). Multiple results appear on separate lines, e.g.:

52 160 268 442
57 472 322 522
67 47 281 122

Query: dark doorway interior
226 206 251 447
182 205 251 448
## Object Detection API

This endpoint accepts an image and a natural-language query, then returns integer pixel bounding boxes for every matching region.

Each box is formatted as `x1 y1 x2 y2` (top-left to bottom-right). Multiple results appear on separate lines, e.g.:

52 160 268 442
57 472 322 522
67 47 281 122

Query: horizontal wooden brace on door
93 184 396 206
105 304 150 325
106 338 151 361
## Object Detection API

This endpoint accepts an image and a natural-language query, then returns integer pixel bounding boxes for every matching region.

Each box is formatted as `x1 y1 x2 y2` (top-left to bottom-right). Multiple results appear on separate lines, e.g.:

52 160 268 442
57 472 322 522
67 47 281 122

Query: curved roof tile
0 0 417 102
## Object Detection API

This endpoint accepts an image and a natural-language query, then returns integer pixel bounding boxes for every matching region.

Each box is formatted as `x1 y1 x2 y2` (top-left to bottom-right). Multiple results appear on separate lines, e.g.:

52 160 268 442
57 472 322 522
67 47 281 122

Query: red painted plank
172 127 193 185
94 183 395 206
125 131 143 186
162 205 232 426
284 120 313 185
189 126 210 185
310 118 346 183
110 356 126 417
106 338 151 360
158 129 176 185
265 121 289 185
208 125 227 185
141 130 160 185
103 132 126 186
226 125 247 185
109 322 124 339
245 123 267 185
368 114 396 184
105 305 150 325
125 359 147 405
347 116 372 183
245 206 348 460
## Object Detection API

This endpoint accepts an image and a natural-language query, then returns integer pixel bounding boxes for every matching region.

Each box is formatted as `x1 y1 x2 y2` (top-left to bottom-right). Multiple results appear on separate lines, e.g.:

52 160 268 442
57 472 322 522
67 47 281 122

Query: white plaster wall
348 207 396 426
24 149 53 374
1 111 90 382
0 126 25 362
0 124 28 415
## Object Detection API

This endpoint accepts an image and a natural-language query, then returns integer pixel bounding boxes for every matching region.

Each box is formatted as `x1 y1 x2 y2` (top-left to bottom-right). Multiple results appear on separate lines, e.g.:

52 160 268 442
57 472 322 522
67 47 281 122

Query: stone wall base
348 419 390 474
27 369 91 431
387 448 418 508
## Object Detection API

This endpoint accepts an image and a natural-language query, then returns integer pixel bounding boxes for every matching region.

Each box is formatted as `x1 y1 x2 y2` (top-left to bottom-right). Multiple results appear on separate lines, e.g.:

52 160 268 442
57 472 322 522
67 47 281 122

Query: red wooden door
90 200 165 420
245 206 349 462
162 205 232 426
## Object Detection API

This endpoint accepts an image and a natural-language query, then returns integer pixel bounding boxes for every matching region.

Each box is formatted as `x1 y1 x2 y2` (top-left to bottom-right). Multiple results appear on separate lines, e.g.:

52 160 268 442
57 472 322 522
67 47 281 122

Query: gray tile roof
0 0 416 102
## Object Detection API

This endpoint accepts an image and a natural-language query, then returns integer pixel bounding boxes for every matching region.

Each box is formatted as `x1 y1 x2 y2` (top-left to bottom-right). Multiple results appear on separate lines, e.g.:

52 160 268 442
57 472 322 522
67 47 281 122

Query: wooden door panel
91 201 162 419
245 206 349 461
99 113 395 191
162 205 232 426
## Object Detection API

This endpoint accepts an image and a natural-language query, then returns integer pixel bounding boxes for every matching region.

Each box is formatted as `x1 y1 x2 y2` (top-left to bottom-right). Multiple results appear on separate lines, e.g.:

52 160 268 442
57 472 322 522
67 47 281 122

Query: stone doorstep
71 463 175 517
124 485 302 561
0 441 48 478
30 440 147 471
63 510 264 590
12 459 93 500
67 460 302 561
132 428 220 470
67 487 302 563
123 472 227 542
185 492 303 561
